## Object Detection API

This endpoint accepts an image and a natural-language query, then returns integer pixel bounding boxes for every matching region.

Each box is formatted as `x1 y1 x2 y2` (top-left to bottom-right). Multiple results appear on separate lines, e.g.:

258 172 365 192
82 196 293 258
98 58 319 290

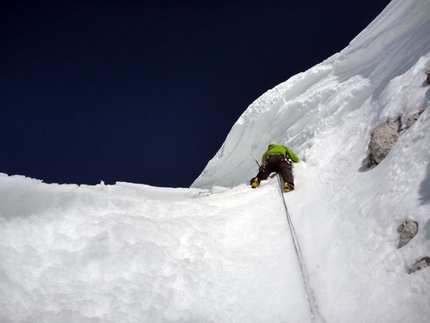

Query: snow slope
1 0 430 322
0 177 317 322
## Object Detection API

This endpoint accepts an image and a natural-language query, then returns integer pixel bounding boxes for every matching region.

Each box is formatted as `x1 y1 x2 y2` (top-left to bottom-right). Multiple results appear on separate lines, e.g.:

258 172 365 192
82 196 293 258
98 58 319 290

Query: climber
250 141 299 192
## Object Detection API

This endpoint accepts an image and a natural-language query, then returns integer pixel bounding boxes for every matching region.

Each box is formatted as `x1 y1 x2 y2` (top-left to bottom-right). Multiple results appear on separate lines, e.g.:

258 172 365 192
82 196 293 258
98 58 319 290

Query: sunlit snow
2 0 430 322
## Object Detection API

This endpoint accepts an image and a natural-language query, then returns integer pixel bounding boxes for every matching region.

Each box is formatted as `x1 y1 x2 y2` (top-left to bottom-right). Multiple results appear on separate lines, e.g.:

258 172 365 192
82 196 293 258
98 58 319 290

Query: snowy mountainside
191 0 430 189
189 0 430 319
1 0 430 322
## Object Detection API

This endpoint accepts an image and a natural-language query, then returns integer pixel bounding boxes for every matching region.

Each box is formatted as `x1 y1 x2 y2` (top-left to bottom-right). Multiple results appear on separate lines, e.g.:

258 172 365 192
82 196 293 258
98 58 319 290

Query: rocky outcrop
394 221 430 274
397 221 418 249
426 69 430 84
367 107 427 167
409 257 430 274
367 119 401 167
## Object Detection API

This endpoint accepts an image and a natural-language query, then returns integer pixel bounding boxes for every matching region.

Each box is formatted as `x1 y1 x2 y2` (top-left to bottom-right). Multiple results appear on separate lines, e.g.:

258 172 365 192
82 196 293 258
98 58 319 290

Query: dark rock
367 153 377 167
409 257 430 274
397 221 418 248
368 119 401 166
426 69 430 84
367 107 427 167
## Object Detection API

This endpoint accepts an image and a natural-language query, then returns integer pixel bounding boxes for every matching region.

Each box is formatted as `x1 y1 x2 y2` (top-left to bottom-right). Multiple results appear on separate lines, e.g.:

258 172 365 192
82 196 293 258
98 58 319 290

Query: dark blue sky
1 0 391 187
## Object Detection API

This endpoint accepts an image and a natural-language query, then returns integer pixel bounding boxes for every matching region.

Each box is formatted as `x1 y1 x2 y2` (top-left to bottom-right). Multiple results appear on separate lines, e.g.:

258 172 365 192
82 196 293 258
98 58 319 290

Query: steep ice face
191 0 430 190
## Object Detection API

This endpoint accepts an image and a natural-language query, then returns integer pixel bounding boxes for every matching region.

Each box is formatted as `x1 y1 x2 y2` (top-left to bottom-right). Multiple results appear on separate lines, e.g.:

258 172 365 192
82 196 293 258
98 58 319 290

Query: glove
259 161 267 172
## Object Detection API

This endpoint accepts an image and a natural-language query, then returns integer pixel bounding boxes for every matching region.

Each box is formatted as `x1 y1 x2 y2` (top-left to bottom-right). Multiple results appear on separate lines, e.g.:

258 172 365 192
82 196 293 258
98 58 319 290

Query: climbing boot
251 177 260 188
284 182 295 193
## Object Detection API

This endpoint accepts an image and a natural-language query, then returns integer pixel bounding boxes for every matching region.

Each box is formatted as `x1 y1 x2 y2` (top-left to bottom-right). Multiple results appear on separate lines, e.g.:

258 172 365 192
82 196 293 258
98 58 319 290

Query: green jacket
261 143 299 163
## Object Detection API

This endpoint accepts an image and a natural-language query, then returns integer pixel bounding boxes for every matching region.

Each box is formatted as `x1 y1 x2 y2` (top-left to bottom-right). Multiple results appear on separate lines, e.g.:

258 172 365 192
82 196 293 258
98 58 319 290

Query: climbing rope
277 174 326 323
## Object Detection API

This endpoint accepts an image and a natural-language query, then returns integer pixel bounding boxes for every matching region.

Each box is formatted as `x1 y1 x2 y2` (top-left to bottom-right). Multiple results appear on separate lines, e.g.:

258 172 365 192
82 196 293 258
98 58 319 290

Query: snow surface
2 0 430 322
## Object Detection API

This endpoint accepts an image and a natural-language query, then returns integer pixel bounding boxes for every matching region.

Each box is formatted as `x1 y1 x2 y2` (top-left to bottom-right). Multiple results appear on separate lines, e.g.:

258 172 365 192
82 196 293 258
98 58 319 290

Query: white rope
277 175 326 323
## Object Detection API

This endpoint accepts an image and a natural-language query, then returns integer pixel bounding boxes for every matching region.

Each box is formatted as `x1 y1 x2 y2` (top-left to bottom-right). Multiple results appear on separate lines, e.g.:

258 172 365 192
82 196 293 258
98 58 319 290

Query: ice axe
252 153 277 178
251 154 261 168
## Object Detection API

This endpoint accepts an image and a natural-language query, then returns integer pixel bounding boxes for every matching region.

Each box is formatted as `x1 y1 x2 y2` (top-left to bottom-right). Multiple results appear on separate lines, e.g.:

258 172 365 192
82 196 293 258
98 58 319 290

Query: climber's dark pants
256 154 294 185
